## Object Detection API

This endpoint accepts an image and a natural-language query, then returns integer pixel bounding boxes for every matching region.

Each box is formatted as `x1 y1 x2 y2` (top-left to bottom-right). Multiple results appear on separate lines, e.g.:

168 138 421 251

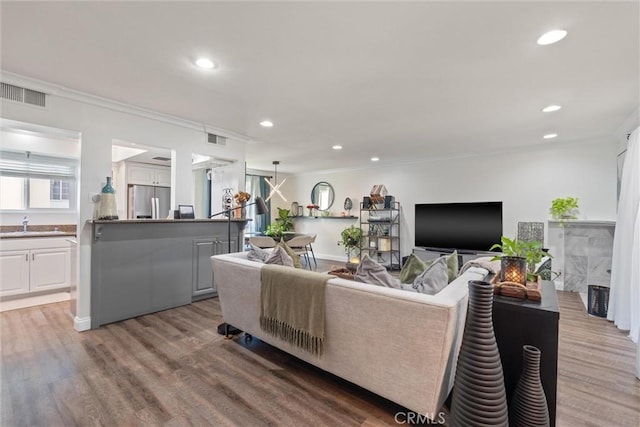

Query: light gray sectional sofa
211 251 488 415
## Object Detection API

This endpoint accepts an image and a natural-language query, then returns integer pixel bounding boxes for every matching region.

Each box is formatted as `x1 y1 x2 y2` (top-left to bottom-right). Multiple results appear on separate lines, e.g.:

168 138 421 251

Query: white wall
1 74 246 330
282 139 619 262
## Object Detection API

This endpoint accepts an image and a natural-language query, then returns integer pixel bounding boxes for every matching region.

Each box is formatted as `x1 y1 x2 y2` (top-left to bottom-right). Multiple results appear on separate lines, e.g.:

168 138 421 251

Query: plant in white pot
549 197 579 220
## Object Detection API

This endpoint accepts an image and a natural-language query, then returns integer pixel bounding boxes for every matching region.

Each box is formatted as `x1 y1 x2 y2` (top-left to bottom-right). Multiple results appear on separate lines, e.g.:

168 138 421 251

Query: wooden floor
1 260 639 426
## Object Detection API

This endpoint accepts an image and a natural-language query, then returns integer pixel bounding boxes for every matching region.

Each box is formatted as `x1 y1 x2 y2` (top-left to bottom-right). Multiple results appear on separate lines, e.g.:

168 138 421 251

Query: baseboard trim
74 316 91 331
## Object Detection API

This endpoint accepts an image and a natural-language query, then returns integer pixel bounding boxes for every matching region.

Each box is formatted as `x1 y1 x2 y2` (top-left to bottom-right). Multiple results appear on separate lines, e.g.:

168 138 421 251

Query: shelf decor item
450 280 509 427
510 345 550 427
233 191 250 219
222 188 233 218
344 197 353 215
369 184 387 204
98 176 119 220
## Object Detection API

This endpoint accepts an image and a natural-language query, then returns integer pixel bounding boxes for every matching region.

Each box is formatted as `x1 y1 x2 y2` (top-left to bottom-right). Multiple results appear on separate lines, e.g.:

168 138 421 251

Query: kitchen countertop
89 218 251 224
0 224 77 239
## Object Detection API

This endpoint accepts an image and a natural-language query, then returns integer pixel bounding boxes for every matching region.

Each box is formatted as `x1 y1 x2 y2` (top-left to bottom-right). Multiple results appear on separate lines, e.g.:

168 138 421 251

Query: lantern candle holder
500 256 527 285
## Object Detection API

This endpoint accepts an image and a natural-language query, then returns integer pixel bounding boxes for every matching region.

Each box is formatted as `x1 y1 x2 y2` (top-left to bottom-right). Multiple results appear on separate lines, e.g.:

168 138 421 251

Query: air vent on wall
1 83 47 107
152 156 171 162
207 133 227 146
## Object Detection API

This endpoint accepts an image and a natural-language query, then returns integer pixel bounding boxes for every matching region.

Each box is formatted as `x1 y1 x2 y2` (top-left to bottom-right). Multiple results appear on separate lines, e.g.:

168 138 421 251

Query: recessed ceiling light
259 120 274 127
542 105 562 113
195 58 216 69
332 145 342 150
371 157 379 162
537 30 567 45
543 133 558 139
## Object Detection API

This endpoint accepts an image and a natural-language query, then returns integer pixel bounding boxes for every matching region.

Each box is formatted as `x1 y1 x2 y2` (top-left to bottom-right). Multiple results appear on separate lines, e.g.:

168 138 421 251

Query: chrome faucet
22 216 29 232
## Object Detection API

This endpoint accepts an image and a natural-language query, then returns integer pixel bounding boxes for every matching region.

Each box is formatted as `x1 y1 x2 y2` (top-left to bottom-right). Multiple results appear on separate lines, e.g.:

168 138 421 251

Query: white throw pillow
247 243 271 263
265 245 294 267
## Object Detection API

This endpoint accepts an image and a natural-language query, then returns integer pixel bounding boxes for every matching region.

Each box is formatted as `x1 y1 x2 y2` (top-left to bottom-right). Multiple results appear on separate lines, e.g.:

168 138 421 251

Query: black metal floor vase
450 280 508 427
510 345 550 427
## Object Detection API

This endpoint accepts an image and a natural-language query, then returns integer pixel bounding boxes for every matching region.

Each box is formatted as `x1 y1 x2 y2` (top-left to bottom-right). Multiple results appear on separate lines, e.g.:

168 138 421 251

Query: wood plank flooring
1 264 638 426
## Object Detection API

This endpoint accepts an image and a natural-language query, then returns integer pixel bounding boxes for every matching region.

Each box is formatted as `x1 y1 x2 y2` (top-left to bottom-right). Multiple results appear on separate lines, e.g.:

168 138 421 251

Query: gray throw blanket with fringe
260 264 330 355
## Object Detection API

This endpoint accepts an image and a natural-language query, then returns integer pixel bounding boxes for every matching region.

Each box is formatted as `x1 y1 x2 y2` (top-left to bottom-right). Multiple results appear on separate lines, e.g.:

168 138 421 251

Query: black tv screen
415 202 503 252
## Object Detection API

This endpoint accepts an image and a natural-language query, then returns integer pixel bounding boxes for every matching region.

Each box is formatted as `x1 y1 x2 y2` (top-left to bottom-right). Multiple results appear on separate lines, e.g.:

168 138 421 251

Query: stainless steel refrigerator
128 185 171 219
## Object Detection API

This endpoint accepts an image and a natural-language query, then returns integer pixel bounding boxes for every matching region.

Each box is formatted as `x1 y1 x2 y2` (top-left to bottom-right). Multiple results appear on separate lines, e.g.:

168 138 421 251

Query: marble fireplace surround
547 220 616 293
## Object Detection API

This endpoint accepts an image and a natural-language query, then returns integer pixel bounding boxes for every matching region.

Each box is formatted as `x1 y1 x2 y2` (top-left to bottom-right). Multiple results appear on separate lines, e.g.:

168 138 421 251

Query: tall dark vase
510 345 550 427
450 280 508 427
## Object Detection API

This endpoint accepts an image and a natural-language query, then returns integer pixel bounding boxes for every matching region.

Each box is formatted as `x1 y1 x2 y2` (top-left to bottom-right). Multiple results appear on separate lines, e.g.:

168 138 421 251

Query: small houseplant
340 225 363 271
264 223 284 239
274 207 294 232
549 197 579 220
491 236 551 283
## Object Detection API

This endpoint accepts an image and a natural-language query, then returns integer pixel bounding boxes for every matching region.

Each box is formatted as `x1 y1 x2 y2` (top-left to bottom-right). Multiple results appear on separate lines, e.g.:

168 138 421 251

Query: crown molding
0 70 255 144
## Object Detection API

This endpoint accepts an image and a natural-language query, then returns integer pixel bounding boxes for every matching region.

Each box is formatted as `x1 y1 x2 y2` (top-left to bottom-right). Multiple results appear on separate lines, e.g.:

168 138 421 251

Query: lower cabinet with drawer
0 238 71 298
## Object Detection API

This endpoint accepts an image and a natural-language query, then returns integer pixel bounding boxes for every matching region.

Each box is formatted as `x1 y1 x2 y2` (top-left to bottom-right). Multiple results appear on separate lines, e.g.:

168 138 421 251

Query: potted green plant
275 207 294 232
264 223 285 239
340 225 363 271
491 236 551 283
549 197 579 220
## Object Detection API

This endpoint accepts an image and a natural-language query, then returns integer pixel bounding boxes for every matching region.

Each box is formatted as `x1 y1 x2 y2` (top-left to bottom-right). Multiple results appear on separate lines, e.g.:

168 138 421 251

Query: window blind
0 150 78 179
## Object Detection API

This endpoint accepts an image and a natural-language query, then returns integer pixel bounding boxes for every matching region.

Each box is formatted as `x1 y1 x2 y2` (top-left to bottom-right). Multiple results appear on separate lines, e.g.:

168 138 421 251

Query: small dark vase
450 280 508 427
510 345 550 427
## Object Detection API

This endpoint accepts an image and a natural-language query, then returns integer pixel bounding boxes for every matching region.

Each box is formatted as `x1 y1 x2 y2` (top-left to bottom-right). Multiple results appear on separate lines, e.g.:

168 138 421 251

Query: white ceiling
1 1 638 174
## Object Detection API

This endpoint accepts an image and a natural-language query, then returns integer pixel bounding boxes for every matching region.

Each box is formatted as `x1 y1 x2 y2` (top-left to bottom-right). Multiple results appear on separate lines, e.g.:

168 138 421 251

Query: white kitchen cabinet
0 250 30 296
0 238 71 297
127 163 170 187
30 248 70 292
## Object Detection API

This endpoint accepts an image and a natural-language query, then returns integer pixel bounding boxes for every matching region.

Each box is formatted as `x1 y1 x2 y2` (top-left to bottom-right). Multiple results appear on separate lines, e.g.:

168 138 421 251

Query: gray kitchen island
89 218 249 329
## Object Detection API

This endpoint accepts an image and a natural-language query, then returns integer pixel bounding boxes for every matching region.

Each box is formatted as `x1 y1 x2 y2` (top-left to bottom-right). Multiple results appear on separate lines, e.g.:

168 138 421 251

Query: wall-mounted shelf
291 216 358 219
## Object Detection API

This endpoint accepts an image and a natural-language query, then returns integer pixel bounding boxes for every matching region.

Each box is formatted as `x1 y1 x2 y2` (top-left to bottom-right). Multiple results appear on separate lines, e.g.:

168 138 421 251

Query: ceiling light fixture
195 58 216 69
543 133 558 139
371 157 379 162
537 30 567 45
264 161 287 202
332 145 343 150
542 105 562 113
259 120 274 128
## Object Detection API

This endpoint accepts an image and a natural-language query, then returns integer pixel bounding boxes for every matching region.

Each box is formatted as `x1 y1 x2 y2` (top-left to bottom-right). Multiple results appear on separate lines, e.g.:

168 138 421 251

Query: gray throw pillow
445 250 459 283
354 254 401 289
412 256 450 295
247 243 270 263
399 253 433 284
265 245 294 267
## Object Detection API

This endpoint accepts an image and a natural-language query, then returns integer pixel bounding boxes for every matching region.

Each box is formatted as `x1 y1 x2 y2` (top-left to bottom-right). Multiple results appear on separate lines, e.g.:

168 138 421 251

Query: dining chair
306 233 317 267
249 235 277 248
286 235 313 269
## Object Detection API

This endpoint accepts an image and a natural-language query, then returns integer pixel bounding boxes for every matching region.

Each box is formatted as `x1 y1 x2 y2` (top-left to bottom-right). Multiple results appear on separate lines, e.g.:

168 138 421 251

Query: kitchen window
0 151 77 211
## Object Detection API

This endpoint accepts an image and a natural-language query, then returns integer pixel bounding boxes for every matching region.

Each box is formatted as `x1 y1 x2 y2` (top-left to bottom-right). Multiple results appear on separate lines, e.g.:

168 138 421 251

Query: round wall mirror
311 182 335 211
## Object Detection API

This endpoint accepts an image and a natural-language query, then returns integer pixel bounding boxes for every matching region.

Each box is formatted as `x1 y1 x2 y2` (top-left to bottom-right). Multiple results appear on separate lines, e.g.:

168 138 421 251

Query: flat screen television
415 201 503 253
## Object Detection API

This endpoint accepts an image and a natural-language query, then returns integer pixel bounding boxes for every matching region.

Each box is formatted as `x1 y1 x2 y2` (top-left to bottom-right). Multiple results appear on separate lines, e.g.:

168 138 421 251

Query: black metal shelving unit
359 201 401 270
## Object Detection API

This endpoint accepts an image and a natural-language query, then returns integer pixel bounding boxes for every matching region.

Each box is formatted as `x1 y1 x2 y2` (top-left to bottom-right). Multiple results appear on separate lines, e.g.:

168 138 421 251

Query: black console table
492 280 559 426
